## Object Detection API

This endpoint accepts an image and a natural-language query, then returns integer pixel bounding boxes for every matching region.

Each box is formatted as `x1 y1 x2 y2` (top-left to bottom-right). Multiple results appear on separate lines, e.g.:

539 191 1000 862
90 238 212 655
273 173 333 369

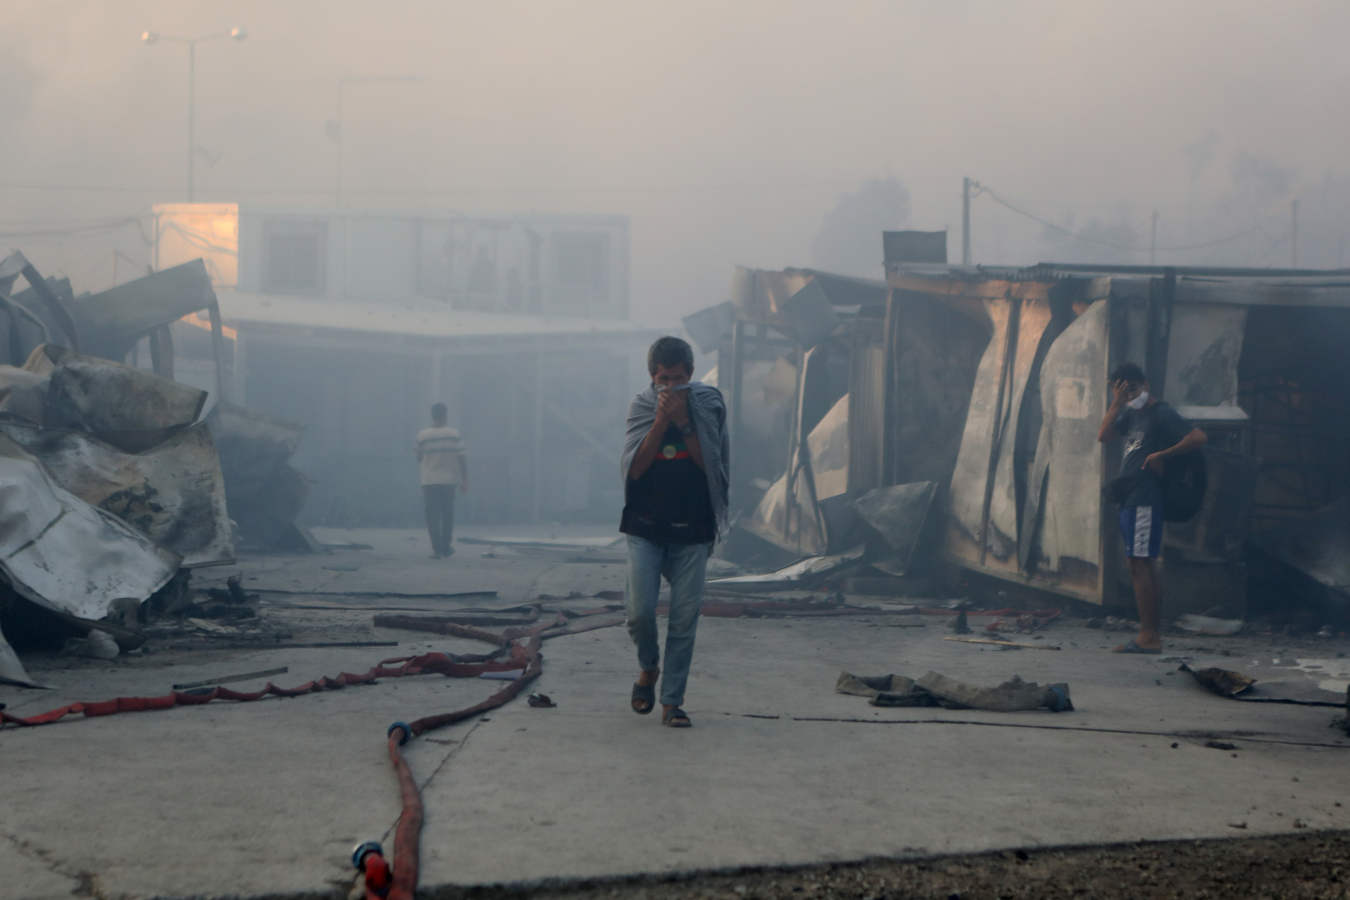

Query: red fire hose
352 625 548 899
2 597 1024 896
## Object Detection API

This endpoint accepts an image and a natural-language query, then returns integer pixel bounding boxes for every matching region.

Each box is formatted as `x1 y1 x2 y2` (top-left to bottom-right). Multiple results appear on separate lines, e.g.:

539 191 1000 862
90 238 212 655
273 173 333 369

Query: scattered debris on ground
1180 662 1258 697
1176 613 1246 636
1086 616 1139 632
707 546 866 592
171 666 289 691
837 670 1073 712
944 636 1062 651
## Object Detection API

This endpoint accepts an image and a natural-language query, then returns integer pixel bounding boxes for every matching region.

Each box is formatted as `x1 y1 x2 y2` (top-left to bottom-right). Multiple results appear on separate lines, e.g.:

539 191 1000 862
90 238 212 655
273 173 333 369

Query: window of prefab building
417 220 454 300
551 232 609 304
262 219 327 293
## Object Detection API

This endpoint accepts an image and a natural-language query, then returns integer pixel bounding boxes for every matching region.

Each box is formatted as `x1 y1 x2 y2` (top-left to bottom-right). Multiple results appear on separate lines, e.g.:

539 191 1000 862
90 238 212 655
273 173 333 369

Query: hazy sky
4 0 1349 321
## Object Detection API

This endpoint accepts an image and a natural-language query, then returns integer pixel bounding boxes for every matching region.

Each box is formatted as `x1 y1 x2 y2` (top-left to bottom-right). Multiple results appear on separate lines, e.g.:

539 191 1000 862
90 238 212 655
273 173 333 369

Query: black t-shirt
1114 401 1192 508
620 424 715 545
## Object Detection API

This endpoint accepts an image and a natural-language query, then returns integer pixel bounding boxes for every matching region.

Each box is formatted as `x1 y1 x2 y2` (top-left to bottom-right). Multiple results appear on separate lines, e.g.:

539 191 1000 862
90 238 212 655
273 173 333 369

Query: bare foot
1112 635 1162 653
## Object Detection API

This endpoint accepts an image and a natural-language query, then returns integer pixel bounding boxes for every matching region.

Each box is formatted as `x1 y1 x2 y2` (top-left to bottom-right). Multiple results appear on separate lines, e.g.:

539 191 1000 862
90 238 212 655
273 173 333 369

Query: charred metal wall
1238 305 1350 536
884 288 990 489
846 314 886 497
883 272 1198 604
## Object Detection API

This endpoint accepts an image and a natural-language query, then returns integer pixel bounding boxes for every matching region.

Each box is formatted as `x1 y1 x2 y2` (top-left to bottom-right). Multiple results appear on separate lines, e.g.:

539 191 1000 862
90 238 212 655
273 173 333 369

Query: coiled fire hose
1 596 944 896
0 609 597 899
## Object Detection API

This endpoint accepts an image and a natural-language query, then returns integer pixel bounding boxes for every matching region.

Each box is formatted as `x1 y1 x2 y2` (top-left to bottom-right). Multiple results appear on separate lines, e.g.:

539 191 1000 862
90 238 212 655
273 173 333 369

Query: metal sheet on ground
706 545 864 592
0 421 234 567
853 481 937 572
0 434 179 624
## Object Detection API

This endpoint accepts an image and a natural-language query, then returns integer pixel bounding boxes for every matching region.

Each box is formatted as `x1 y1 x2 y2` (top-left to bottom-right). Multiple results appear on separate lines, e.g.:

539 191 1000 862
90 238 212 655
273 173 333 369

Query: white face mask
1127 390 1150 411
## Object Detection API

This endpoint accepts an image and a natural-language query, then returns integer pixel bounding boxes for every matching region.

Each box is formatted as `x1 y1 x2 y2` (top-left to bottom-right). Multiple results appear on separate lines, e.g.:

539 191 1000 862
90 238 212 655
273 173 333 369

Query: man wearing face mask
1097 362 1208 653
619 336 729 728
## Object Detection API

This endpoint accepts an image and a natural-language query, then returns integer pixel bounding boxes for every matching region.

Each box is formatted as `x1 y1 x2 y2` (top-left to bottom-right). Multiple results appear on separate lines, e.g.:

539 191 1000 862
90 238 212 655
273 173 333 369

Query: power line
0 181 160 195
0 175 864 198
159 220 237 256
973 182 1273 253
0 215 150 241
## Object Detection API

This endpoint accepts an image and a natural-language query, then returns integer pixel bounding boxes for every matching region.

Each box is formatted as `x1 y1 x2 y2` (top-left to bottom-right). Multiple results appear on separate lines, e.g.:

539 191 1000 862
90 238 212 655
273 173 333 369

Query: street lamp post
332 75 419 208
141 27 248 202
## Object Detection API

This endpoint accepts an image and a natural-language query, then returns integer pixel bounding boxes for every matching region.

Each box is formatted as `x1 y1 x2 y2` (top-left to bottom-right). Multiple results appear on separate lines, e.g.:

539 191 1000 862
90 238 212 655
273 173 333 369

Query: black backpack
1162 449 1207 523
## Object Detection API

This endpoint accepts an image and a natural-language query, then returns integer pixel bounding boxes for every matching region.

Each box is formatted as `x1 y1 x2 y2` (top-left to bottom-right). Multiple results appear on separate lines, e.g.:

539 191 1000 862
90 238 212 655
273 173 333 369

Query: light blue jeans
625 535 710 708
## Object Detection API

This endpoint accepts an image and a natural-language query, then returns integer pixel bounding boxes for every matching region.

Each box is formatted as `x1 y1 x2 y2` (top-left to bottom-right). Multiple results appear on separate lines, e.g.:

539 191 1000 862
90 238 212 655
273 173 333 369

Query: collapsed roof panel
681 301 734 353
778 280 839 350
26 344 207 452
72 259 218 362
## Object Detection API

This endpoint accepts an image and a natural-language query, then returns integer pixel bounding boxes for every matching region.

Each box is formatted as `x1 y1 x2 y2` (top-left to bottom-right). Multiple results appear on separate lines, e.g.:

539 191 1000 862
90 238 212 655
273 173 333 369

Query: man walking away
417 402 468 559
620 336 729 728
1097 362 1207 653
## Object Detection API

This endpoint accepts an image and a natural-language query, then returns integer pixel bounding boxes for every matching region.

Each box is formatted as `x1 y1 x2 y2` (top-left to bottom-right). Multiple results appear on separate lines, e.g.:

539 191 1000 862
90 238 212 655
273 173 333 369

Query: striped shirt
417 426 466 486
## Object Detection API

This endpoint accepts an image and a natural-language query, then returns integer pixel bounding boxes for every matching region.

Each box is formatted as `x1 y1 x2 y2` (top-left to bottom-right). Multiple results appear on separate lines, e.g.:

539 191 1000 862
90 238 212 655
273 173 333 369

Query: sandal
662 706 692 728
631 670 658 714
1112 639 1162 654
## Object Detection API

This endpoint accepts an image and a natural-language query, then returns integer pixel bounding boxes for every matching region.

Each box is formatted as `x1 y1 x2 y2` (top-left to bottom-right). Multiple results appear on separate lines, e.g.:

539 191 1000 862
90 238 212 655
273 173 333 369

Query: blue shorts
1119 505 1163 559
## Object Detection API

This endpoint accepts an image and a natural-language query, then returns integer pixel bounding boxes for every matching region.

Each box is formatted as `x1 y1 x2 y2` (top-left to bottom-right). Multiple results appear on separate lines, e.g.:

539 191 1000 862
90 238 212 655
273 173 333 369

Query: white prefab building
152 203 658 526
153 203 630 318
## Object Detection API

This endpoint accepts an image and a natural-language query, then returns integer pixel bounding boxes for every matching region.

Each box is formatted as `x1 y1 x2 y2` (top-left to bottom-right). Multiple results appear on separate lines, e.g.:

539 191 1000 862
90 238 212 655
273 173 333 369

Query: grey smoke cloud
3 0 1349 311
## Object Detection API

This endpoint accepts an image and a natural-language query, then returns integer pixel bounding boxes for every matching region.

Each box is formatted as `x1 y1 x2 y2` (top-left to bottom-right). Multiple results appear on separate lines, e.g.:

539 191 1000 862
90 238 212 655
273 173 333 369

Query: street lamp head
229 26 247 41
140 30 159 45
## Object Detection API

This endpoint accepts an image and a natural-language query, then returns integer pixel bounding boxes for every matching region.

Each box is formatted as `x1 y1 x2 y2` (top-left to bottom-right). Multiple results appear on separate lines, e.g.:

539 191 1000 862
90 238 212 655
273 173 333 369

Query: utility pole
187 41 196 202
1150 210 1159 265
962 177 972 265
141 27 247 204
335 82 345 208
1291 199 1300 268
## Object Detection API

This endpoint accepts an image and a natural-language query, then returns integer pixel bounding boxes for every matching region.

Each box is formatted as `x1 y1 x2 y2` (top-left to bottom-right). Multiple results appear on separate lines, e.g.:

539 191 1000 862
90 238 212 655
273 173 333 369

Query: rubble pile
0 252 311 686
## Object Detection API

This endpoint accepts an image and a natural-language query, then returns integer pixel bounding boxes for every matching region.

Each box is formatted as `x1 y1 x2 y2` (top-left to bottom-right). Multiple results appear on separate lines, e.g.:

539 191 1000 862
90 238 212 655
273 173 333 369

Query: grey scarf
620 382 730 541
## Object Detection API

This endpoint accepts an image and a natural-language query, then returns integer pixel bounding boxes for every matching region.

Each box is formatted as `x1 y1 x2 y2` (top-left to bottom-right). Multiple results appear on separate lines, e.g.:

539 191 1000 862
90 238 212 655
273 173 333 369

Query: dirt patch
430 830 1350 899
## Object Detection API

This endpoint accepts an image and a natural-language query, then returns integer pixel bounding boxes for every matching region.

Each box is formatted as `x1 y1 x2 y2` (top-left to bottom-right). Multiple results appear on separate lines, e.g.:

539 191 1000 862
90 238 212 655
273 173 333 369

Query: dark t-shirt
1113 401 1192 508
620 424 715 545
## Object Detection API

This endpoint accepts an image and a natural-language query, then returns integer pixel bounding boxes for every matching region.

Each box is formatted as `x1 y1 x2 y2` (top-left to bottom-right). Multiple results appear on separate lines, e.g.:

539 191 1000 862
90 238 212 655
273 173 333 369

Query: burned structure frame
699 248 1350 614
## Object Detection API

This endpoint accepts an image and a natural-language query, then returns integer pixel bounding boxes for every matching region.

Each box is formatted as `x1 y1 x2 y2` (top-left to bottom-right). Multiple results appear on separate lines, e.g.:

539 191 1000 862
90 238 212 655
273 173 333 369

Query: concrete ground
2 527 1348 899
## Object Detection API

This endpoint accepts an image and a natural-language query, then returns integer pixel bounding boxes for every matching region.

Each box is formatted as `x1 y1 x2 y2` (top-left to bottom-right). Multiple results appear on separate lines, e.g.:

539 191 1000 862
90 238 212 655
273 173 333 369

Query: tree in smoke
1217 156 1350 269
1188 152 1297 267
811 177 911 277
